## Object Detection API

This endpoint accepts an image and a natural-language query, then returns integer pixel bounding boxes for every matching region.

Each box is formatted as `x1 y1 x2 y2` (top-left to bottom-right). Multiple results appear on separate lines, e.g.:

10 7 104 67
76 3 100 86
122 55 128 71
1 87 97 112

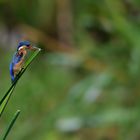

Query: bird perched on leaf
9 41 40 83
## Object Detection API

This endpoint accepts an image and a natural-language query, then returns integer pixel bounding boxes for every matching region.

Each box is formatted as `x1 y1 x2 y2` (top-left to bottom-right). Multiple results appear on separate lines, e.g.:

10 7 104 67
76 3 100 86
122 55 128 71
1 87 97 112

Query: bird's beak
31 45 41 51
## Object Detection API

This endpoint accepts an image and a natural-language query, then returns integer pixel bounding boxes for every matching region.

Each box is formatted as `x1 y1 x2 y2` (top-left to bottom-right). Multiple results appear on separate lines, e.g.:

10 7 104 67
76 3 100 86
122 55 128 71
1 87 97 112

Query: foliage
0 49 41 139
0 0 140 140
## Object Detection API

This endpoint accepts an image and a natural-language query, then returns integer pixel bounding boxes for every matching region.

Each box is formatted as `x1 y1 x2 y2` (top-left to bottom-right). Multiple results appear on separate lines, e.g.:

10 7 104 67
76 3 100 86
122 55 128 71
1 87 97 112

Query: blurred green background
0 0 140 140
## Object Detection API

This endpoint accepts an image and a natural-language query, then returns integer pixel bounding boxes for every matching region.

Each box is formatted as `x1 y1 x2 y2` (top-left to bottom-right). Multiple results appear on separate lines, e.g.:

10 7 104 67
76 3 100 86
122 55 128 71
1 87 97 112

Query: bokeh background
0 0 140 140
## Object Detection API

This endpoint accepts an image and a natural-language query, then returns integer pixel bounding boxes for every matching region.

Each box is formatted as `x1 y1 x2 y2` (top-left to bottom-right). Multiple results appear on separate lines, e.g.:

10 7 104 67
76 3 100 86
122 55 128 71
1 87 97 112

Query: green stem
0 49 41 117
2 110 20 140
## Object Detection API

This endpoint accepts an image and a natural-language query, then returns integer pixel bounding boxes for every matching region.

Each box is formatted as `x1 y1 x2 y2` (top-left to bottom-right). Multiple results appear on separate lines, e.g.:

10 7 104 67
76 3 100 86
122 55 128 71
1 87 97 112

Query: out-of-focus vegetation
0 0 140 140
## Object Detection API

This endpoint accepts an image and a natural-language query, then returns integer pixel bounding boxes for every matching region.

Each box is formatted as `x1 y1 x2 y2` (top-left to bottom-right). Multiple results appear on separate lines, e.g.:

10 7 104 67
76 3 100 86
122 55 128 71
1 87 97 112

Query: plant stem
2 110 20 140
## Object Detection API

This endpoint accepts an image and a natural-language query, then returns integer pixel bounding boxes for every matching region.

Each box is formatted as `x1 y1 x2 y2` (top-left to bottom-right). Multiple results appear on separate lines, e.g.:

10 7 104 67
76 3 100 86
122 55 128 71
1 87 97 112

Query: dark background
0 0 140 140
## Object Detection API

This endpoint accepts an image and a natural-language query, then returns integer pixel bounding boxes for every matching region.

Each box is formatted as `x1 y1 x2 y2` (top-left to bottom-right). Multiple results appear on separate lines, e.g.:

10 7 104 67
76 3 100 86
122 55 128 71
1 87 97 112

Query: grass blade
0 49 41 117
2 110 20 140
0 86 16 117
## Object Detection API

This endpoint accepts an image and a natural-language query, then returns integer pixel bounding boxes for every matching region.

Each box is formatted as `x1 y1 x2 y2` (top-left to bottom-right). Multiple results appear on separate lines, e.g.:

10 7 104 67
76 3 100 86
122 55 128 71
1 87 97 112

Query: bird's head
17 41 32 51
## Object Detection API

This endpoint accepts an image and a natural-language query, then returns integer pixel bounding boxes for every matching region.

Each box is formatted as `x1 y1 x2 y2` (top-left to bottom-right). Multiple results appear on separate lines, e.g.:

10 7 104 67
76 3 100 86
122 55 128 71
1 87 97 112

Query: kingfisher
9 41 39 83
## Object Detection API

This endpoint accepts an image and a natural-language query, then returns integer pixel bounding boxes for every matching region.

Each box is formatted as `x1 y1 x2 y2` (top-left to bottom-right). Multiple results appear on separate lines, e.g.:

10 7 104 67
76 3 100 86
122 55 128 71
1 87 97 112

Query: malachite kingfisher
9 41 39 83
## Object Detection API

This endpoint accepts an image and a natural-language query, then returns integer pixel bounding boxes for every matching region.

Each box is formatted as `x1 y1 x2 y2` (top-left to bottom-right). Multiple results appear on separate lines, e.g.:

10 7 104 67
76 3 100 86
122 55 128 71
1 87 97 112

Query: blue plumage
10 41 31 83
9 62 15 82
9 41 40 83
17 41 31 51
10 52 23 82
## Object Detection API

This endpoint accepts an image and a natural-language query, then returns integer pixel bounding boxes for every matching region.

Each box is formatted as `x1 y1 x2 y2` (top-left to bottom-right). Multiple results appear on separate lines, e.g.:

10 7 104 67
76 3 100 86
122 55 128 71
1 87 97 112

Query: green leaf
0 49 41 117
2 110 20 140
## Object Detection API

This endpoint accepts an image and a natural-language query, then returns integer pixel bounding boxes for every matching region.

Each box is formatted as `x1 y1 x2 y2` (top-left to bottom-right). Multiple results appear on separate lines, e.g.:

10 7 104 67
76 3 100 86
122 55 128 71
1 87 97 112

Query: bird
9 41 39 83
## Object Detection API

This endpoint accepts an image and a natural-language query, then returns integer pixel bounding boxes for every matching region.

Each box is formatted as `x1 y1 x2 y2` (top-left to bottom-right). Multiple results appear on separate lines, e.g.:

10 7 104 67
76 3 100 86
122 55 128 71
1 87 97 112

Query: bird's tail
9 63 15 83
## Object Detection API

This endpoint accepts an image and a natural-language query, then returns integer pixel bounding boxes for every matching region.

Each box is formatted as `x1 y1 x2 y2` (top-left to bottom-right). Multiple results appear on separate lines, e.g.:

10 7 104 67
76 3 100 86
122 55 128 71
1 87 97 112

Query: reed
0 48 41 140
